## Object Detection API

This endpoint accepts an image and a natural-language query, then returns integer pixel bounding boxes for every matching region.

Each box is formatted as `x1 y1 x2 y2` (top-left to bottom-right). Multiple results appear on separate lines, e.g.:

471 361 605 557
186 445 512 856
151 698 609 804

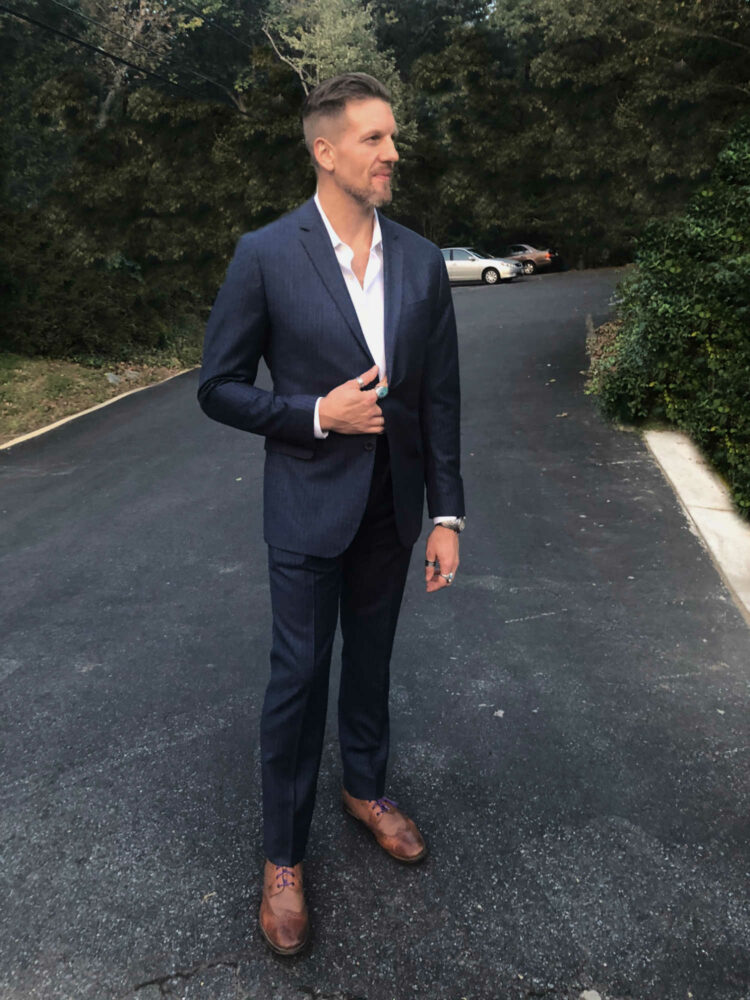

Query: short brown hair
301 73 392 167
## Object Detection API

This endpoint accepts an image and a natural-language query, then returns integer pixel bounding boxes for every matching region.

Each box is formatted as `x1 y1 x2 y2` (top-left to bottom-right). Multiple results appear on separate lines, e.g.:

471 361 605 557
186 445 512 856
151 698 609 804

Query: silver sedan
441 247 523 284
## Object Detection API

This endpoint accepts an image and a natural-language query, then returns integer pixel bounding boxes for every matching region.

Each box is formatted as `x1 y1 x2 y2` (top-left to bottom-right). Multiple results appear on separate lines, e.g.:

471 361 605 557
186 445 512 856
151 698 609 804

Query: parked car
502 243 560 274
441 247 523 284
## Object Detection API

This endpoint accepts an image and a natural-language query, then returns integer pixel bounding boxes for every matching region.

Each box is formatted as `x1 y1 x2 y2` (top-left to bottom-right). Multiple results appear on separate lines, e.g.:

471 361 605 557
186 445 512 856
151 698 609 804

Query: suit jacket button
364 441 375 452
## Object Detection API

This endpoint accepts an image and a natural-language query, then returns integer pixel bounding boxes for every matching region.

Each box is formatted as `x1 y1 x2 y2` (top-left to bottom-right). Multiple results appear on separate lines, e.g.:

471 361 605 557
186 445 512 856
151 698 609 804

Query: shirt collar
314 192 382 254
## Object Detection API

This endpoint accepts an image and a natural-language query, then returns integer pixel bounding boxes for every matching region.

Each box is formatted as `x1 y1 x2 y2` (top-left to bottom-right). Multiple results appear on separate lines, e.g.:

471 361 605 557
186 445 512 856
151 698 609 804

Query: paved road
1 269 749 1000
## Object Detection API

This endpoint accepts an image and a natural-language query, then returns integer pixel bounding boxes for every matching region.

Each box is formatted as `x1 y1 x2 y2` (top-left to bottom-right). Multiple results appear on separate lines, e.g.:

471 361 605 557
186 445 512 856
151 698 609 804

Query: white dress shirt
312 194 456 526
313 193 385 439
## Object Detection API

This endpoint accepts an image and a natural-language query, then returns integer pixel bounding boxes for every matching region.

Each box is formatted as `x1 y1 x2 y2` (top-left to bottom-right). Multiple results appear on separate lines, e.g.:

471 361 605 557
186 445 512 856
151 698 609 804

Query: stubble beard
339 175 393 210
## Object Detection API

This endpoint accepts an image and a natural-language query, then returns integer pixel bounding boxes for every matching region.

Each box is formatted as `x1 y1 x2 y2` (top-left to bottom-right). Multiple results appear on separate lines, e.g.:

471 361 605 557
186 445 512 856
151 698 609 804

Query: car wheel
522 260 536 275
482 267 500 285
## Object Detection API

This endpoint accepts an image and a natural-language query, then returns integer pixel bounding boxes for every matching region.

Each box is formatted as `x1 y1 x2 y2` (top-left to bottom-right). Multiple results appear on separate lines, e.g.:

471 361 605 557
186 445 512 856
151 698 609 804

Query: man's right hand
318 364 385 435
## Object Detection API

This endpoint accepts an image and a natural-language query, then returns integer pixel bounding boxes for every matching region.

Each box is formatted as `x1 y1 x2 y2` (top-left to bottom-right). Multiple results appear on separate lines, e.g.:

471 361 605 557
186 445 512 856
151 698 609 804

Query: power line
40 0 243 108
0 2 250 116
0 3 207 103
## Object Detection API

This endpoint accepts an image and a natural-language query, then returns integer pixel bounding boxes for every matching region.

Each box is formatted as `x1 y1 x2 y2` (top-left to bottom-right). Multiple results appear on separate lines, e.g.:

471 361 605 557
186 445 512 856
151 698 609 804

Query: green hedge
591 118 750 515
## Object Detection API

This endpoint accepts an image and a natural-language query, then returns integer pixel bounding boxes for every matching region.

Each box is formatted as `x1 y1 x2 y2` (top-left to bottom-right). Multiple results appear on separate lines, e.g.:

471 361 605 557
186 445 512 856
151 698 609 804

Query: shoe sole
342 803 428 864
258 918 309 956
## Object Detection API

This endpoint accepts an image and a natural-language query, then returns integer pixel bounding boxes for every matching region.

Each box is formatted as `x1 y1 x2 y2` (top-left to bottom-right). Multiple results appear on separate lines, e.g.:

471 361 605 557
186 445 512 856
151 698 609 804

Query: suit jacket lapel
296 199 374 364
381 216 403 383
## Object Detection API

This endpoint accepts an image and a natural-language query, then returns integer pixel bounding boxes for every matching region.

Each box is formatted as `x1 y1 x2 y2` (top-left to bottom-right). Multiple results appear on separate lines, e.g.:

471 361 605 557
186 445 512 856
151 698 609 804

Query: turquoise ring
376 385 389 400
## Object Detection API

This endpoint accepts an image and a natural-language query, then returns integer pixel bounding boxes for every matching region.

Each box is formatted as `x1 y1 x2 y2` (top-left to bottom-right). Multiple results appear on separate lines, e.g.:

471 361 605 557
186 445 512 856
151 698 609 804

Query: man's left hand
425 526 459 593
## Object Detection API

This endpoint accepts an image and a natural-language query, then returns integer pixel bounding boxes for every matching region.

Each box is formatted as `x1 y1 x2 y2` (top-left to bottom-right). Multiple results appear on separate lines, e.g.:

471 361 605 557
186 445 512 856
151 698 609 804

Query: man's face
320 98 399 209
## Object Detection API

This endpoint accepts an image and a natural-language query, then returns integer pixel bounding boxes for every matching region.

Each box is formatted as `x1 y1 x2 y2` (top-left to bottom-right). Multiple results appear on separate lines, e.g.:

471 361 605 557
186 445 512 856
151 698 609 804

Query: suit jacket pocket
264 438 314 460
401 297 431 319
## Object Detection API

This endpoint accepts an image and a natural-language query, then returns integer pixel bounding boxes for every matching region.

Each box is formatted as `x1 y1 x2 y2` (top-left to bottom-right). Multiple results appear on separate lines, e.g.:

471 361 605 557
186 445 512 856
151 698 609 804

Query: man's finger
425 543 436 582
425 553 458 590
427 566 457 591
354 364 380 389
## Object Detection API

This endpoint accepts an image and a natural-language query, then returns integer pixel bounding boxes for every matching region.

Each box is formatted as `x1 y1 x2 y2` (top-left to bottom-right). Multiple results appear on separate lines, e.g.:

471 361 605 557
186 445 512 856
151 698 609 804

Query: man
198 72 465 955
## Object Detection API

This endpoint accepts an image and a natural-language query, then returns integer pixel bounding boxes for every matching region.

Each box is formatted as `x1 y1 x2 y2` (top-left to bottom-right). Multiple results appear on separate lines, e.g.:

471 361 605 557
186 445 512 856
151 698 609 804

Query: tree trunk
97 62 129 130
96 13 147 130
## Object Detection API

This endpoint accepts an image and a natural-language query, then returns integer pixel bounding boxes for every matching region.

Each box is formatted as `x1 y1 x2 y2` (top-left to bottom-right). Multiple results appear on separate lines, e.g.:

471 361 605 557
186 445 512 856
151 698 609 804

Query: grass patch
0 345 200 445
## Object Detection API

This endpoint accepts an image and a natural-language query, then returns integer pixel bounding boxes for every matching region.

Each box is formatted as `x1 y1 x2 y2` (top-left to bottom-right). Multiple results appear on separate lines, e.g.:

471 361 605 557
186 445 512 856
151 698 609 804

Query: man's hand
318 364 385 435
425 526 460 593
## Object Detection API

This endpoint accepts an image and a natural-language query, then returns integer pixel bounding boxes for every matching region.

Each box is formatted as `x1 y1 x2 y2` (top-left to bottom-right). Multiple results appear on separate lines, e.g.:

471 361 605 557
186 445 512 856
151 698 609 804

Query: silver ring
356 375 364 387
440 572 454 583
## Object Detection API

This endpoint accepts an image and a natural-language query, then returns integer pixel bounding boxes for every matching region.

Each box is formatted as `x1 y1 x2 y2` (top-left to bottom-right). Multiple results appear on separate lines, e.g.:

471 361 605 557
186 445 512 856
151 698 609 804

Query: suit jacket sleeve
420 250 466 518
197 233 317 447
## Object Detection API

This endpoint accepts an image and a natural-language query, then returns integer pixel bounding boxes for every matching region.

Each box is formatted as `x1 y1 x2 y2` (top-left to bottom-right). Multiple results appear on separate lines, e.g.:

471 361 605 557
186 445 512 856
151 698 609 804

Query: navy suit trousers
261 437 413 865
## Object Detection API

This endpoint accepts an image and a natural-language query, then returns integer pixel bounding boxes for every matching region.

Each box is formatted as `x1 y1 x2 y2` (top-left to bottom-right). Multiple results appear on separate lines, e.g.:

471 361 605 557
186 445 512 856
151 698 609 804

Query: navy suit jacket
198 197 464 557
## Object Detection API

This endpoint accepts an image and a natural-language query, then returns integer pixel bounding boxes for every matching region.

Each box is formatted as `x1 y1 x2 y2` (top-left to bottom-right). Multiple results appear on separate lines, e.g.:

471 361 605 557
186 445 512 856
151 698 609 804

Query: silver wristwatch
436 517 466 534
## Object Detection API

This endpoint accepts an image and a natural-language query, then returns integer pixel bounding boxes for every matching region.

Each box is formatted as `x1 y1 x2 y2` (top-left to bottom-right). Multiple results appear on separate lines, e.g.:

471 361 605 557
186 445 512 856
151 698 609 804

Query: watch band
436 517 466 533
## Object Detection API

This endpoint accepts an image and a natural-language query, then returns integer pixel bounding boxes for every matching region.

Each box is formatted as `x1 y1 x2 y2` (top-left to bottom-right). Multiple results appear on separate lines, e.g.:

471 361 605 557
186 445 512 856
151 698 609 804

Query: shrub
591 118 750 515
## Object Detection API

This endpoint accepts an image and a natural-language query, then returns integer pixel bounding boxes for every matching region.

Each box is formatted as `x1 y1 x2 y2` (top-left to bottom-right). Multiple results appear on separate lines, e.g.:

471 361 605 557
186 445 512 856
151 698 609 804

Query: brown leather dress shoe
341 788 427 863
258 860 309 955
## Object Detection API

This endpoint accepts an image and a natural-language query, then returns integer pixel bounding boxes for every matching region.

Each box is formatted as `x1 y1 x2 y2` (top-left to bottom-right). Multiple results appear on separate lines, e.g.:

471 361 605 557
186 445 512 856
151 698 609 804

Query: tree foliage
262 0 399 96
79 0 179 128
1 0 749 357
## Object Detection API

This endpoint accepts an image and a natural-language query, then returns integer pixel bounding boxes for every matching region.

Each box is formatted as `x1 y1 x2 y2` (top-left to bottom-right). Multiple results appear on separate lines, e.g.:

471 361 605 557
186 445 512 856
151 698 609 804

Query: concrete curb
0 367 196 451
644 429 750 626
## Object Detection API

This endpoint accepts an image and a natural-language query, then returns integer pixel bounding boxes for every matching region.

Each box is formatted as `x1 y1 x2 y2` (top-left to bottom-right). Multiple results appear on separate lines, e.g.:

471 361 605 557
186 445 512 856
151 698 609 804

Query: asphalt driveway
1 268 748 1000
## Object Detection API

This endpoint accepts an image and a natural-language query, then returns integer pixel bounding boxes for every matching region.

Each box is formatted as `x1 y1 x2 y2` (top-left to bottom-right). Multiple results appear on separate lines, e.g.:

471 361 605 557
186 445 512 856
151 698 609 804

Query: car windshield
466 248 490 259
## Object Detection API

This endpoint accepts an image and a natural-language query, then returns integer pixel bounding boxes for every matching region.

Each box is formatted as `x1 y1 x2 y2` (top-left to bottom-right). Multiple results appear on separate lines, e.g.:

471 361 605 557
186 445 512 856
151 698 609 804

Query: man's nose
383 137 399 162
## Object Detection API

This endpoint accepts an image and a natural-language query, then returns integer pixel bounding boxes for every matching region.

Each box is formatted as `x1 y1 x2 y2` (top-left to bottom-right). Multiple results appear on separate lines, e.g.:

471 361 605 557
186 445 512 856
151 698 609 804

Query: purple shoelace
369 796 398 817
275 866 296 889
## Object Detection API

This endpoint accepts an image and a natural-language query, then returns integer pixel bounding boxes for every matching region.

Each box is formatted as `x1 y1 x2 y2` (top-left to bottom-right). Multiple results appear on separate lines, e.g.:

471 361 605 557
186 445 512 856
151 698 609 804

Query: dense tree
75 0 179 128
370 0 487 75
2 0 749 357
262 0 399 96
487 0 750 263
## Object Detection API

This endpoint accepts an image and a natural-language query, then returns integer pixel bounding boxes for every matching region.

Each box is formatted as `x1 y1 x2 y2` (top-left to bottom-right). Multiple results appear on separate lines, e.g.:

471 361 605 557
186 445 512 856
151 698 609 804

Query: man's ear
313 136 334 173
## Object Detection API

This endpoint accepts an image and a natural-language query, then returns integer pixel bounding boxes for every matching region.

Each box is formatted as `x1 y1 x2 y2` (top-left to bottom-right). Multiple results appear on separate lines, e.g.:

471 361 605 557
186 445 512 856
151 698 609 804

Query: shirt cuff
314 397 329 439
433 516 458 524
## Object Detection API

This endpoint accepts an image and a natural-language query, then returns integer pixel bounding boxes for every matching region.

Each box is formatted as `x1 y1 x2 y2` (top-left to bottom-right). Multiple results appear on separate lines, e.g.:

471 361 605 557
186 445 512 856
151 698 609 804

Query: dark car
502 243 560 275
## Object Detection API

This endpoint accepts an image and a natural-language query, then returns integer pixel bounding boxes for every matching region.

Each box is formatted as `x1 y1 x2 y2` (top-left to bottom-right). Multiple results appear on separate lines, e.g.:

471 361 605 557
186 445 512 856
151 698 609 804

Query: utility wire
40 0 243 108
0 2 250 116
